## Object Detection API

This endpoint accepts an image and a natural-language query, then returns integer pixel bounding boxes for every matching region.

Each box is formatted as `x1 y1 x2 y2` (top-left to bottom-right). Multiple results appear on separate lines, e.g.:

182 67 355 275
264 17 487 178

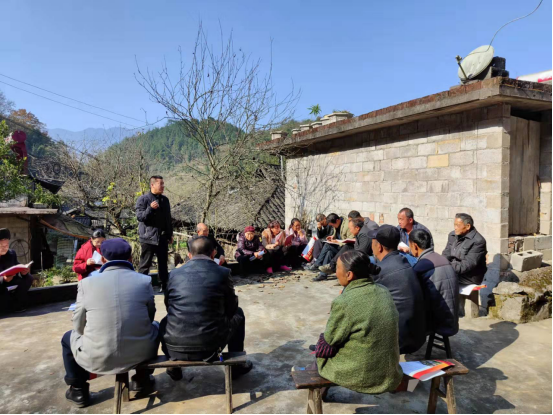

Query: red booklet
0 262 33 278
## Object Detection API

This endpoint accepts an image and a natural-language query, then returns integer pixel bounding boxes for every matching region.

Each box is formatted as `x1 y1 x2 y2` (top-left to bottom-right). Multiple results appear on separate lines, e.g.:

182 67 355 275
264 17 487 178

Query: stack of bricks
286 103 513 261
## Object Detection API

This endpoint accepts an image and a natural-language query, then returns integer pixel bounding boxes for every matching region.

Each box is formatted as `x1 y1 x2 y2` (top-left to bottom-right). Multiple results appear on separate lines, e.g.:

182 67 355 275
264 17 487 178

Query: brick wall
0 215 31 263
285 103 511 260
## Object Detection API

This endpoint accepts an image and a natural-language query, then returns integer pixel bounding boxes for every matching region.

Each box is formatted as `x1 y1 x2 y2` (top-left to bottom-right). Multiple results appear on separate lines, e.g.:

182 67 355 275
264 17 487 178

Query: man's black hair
351 217 365 230
409 229 432 250
348 210 362 219
188 236 214 256
455 213 474 227
326 213 340 224
150 175 163 185
92 229 106 239
339 250 380 280
399 207 414 220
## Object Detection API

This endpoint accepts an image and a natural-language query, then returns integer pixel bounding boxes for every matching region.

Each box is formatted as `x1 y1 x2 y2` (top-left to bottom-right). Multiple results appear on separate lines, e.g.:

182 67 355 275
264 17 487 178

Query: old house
265 77 552 300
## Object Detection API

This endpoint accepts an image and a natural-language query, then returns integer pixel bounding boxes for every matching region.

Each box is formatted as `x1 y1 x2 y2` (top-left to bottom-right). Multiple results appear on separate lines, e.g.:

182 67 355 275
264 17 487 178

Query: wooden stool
291 359 469 414
425 333 453 359
113 351 247 414
460 290 479 318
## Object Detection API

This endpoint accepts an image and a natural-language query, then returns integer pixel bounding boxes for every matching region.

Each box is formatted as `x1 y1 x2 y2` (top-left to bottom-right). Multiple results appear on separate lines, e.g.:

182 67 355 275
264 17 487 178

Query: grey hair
455 213 474 227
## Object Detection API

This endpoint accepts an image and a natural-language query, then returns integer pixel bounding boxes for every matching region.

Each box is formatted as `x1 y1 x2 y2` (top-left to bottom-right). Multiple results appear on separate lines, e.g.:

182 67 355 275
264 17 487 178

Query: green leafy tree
308 104 322 118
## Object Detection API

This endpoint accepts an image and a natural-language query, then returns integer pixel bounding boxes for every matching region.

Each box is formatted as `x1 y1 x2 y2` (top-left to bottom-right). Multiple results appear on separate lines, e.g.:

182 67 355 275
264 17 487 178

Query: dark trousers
266 247 285 270
284 244 307 268
160 307 246 361
314 243 340 267
329 244 354 271
138 238 169 287
236 253 270 276
0 273 33 313
61 330 155 387
312 239 324 261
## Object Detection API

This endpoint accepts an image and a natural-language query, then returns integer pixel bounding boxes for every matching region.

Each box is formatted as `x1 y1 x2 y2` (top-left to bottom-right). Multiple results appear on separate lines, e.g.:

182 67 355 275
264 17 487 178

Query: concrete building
264 77 552 301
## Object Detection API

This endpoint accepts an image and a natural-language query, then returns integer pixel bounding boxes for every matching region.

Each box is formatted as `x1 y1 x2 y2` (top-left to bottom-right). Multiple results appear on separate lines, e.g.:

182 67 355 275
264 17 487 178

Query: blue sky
1 0 551 132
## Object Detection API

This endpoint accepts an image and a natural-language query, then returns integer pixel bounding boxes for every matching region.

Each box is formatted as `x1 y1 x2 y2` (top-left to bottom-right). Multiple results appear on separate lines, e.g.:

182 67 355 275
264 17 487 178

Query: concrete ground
0 270 551 414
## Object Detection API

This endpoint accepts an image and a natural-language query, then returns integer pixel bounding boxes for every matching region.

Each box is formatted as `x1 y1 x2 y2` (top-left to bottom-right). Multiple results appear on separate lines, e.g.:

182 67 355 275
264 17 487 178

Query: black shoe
130 374 155 394
13 307 27 313
232 361 253 380
312 273 328 282
65 384 90 408
166 367 183 381
309 344 316 351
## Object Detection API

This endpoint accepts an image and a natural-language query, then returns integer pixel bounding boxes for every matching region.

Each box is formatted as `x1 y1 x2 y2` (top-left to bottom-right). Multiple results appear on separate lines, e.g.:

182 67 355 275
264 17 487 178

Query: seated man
196 222 226 266
161 236 253 380
303 213 332 268
410 229 459 337
349 209 379 232
396 208 433 265
370 225 426 354
317 217 373 280
310 213 355 281
314 250 403 394
442 213 487 285
0 228 33 314
61 238 159 408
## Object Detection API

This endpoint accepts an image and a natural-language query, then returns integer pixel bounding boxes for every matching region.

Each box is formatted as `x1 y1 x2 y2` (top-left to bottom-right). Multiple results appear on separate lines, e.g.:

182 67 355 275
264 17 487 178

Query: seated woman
261 221 292 272
315 250 403 394
284 218 308 268
73 229 106 280
235 226 272 276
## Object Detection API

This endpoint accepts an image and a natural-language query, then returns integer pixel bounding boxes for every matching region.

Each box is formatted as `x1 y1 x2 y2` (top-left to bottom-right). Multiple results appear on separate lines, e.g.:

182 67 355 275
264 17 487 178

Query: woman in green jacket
315 250 403 394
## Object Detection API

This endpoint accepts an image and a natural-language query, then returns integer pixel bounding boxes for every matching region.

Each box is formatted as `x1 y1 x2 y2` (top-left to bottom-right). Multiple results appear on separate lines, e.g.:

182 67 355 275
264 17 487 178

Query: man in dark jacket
410 229 459 337
0 228 33 314
160 236 253 381
136 176 173 292
196 223 226 266
370 225 426 354
442 213 488 285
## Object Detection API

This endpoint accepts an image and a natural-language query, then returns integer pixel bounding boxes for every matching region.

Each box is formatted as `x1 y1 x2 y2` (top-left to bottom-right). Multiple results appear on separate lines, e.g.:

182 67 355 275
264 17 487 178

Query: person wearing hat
61 238 159 408
0 228 33 313
370 225 426 355
234 226 271 276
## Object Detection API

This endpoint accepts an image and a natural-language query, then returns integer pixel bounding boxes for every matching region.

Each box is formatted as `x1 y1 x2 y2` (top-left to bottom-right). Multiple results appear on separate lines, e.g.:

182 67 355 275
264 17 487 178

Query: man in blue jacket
160 236 253 381
136 176 173 292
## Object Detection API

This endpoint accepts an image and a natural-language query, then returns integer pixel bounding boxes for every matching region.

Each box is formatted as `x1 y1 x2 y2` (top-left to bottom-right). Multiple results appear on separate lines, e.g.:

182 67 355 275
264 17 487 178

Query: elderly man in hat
61 238 159 408
0 228 33 313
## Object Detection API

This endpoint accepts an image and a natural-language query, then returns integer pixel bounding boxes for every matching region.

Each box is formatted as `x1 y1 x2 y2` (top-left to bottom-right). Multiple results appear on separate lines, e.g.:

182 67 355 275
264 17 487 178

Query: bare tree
136 22 298 222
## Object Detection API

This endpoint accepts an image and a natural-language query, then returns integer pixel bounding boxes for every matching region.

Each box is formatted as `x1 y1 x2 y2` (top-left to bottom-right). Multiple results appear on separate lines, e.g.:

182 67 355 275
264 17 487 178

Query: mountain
47 127 136 146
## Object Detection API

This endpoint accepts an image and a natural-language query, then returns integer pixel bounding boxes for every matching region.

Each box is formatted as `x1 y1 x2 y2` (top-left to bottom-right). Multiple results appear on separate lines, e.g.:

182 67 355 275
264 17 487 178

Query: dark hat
100 238 132 261
368 225 400 249
0 228 10 241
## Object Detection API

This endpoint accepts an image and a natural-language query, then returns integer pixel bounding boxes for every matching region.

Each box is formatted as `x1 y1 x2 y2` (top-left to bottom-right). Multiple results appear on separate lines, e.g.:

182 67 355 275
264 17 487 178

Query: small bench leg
307 388 323 414
467 291 479 318
444 336 453 359
114 372 130 414
444 376 457 414
224 366 233 414
427 376 440 414
425 333 435 359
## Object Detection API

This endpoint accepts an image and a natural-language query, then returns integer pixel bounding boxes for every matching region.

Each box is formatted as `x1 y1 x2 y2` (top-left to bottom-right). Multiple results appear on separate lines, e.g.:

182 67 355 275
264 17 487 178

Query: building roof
263 77 552 151
172 176 285 232
0 207 58 215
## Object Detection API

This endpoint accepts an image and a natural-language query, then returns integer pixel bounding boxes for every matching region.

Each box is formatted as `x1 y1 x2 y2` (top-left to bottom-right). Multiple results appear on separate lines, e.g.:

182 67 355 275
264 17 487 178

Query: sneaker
65 384 90 408
232 361 253 380
130 374 155 394
312 273 328 282
318 264 333 274
166 367 183 381
279 265 292 272
266 267 273 274
303 262 319 271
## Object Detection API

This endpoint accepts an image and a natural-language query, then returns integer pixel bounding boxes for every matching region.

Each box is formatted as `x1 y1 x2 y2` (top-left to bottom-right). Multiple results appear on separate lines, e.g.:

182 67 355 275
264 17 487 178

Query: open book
0 261 33 278
324 238 355 245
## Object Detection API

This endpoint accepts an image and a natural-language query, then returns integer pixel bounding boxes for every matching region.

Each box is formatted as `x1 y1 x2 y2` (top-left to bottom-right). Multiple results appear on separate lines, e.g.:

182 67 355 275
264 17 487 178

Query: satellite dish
457 45 495 81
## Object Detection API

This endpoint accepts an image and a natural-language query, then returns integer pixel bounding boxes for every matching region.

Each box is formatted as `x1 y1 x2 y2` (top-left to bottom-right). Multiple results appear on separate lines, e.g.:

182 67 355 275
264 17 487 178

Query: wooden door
509 116 541 235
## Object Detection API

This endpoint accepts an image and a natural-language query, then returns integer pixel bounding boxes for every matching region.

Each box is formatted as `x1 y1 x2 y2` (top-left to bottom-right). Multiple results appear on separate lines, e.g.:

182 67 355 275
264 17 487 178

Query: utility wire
0 72 145 123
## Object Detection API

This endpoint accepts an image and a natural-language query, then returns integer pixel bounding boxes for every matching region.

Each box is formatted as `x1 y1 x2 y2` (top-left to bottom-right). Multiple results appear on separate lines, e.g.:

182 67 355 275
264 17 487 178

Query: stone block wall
286 103 512 259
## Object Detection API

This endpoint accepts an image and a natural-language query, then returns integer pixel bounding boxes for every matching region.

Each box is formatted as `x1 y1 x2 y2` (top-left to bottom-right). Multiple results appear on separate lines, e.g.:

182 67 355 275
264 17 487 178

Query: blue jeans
400 252 418 266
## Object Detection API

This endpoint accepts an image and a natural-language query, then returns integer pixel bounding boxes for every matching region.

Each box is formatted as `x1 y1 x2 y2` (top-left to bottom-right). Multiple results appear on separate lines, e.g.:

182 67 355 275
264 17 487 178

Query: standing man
0 228 33 313
442 213 487 285
196 223 226 266
136 176 173 292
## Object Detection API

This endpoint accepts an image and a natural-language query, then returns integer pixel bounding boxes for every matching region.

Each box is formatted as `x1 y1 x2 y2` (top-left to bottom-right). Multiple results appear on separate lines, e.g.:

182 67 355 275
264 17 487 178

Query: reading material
250 251 265 261
92 251 103 265
0 261 33 278
459 284 487 296
400 360 454 381
324 238 355 245
7 285 18 292
214 258 220 265
398 242 410 250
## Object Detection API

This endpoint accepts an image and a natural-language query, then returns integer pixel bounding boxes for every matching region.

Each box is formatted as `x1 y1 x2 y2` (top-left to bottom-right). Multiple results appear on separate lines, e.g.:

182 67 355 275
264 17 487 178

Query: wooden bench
291 359 469 414
113 351 247 414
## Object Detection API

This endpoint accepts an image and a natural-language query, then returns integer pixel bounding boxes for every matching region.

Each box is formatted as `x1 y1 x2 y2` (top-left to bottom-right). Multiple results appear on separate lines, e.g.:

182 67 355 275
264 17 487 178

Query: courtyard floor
0 270 551 414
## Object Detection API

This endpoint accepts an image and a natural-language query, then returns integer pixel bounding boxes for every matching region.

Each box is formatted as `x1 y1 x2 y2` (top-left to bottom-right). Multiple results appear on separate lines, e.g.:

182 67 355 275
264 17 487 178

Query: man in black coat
0 228 33 313
410 229 459 337
442 213 488 285
160 236 253 381
370 225 426 355
136 176 173 292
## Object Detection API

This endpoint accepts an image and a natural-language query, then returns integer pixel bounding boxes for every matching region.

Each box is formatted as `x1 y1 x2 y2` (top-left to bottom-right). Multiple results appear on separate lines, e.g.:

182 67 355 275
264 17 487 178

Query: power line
0 72 145 123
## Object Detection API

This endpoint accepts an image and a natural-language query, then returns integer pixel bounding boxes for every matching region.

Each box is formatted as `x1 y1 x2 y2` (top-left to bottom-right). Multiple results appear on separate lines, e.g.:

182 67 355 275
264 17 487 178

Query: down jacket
372 250 426 355
413 248 459 337
73 240 101 280
442 227 487 285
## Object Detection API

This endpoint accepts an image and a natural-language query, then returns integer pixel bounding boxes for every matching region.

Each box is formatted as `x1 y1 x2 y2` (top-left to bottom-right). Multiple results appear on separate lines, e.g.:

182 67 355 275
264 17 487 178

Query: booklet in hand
0 261 33 278
92 251 103 265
